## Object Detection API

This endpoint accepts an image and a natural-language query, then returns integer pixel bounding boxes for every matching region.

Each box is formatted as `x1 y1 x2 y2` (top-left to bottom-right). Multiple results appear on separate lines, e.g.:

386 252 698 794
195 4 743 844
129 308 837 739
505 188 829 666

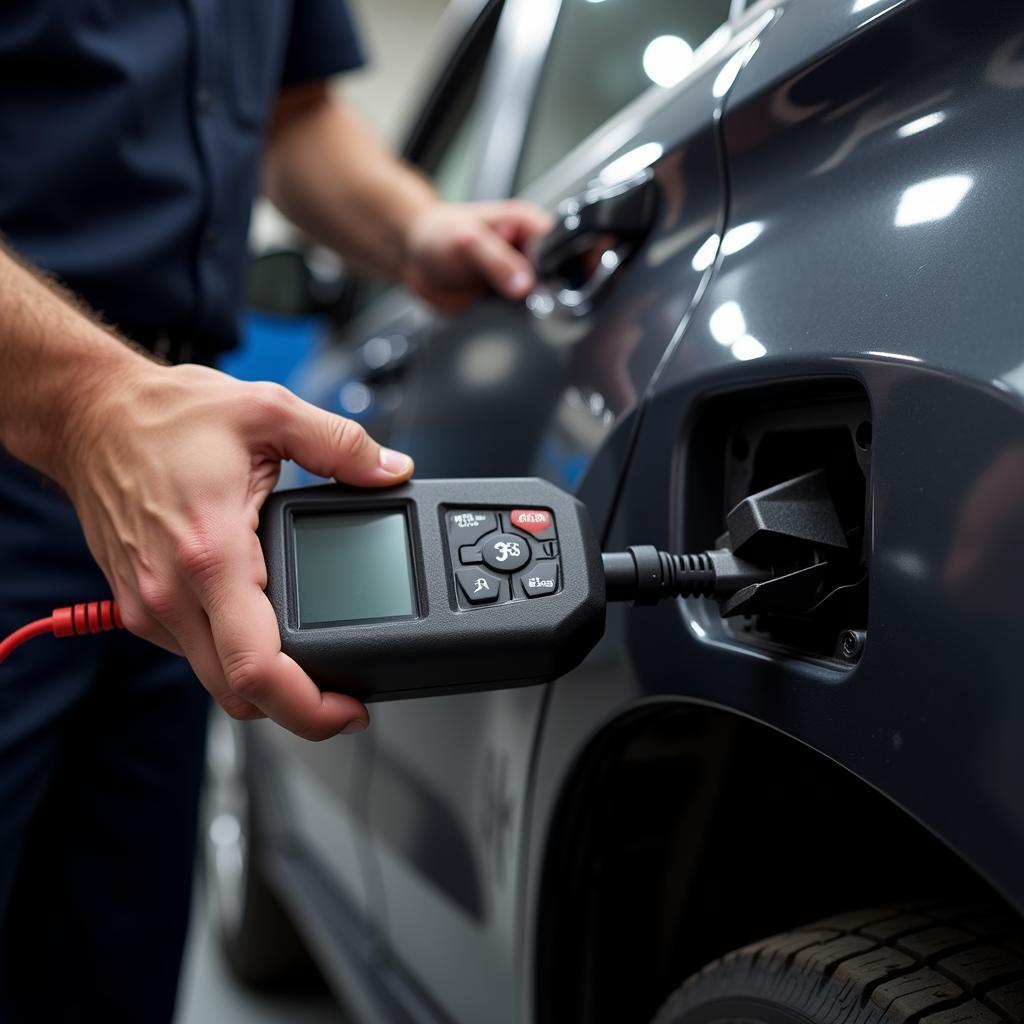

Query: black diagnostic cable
602 546 772 605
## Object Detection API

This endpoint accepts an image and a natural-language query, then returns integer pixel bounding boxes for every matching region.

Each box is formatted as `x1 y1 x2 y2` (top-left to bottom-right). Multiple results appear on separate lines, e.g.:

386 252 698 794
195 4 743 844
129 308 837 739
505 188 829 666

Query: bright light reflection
339 381 371 415
643 35 694 89
702 24 732 58
1001 359 1024 397
709 301 746 346
721 221 764 255
894 174 973 227
897 111 946 138
709 301 767 361
600 249 621 270
713 43 756 99
209 813 241 847
690 620 707 638
527 291 555 318
691 234 720 272
732 335 768 361
852 0 889 11
865 350 924 363
457 334 518 387
597 142 663 186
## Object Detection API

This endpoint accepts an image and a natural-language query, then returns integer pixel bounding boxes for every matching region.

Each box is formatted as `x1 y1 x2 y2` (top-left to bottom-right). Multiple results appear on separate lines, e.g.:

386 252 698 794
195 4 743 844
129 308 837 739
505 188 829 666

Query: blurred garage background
176 1 448 1019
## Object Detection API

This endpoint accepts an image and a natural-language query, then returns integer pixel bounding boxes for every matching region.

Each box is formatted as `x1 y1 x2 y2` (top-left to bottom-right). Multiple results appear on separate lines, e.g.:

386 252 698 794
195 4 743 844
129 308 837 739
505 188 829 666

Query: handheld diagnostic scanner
259 478 606 701
256 475 834 702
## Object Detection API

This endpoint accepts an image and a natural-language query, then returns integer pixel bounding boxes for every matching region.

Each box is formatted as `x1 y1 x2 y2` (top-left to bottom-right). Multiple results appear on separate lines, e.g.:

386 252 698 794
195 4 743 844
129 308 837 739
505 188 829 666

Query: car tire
652 903 1024 1024
205 712 319 990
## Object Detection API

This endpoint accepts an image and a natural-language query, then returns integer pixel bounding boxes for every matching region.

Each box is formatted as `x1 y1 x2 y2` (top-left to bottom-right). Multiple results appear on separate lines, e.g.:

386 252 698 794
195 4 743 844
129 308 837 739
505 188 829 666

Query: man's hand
263 86 554 311
56 361 413 740
402 200 554 313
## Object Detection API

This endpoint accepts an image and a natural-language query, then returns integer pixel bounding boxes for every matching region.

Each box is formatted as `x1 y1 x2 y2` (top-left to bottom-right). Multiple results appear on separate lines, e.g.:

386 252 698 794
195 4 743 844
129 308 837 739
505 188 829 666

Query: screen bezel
286 502 423 629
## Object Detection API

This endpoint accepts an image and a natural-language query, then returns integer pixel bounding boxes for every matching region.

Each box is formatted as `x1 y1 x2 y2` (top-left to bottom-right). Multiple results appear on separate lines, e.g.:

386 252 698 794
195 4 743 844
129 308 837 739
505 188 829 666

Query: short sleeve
281 0 366 86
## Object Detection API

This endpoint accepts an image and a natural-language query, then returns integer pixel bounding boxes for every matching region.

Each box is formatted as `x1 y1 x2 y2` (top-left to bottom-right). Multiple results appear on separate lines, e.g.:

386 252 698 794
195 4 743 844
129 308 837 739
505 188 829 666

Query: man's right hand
51 360 413 740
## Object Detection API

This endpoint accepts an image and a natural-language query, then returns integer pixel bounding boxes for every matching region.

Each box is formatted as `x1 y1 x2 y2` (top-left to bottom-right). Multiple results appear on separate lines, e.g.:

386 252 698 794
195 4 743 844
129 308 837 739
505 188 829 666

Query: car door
609 0 1024 920
359 1 761 1021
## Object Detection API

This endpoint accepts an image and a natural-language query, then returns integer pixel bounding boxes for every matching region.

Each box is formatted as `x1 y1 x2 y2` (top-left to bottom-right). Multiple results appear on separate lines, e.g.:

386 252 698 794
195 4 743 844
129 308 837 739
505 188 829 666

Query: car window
515 0 732 190
408 1 505 202
425 74 488 203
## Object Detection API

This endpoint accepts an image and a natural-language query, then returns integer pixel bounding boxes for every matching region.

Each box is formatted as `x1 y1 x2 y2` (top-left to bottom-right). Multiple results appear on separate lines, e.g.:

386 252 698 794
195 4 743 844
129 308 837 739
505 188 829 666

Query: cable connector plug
51 601 123 638
602 546 770 606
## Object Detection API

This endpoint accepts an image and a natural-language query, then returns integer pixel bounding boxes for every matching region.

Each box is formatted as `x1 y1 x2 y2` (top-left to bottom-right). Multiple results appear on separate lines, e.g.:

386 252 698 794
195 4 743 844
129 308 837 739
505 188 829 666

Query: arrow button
456 568 502 604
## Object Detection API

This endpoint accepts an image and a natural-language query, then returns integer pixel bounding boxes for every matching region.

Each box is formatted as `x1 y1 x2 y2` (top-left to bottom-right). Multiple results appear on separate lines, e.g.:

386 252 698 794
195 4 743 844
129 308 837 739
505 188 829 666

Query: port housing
682 381 871 663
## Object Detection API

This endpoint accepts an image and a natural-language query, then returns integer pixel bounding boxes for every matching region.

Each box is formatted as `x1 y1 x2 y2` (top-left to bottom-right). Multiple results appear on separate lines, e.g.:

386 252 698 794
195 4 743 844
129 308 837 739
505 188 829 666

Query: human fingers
152 590 266 722
457 218 538 301
247 384 413 487
179 528 368 740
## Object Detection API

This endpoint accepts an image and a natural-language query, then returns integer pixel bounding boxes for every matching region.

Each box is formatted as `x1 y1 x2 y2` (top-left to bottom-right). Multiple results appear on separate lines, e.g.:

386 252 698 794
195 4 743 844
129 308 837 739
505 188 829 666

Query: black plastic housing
682 382 871 662
259 478 605 701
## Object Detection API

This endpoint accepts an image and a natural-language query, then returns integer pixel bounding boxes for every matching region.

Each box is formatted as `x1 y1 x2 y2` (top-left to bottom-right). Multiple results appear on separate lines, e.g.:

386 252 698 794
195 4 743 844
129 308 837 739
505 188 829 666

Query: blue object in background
218 311 326 385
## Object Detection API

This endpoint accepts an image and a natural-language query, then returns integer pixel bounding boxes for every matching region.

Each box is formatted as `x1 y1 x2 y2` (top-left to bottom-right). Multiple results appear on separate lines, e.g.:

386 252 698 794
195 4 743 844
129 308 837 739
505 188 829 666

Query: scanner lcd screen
293 512 416 627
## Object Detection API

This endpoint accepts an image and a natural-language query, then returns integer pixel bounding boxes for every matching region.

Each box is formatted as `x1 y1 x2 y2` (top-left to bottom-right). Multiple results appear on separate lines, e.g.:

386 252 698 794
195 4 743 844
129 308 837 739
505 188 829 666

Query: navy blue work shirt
0 2 364 355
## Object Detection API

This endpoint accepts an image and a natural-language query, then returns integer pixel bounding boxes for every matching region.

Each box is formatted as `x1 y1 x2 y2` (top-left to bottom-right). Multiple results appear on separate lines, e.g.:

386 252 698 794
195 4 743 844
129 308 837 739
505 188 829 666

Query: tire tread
652 902 1024 1024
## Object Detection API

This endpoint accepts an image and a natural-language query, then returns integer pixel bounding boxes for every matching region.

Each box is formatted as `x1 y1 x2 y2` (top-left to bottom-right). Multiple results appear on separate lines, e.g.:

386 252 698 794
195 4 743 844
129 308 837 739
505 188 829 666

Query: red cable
0 601 123 665
0 617 54 663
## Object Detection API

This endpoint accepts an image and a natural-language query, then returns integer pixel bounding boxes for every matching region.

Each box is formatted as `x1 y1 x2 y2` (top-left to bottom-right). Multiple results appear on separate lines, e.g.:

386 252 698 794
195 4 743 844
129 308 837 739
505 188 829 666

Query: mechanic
0 4 550 1021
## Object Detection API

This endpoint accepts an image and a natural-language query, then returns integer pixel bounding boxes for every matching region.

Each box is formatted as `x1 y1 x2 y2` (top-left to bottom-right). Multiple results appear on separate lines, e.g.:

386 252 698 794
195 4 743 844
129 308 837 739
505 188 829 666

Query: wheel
204 711 319 990
653 903 1024 1024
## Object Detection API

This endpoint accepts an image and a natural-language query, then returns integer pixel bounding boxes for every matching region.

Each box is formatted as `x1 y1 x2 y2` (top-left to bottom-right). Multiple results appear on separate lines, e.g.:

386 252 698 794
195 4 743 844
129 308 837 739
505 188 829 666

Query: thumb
274 395 413 486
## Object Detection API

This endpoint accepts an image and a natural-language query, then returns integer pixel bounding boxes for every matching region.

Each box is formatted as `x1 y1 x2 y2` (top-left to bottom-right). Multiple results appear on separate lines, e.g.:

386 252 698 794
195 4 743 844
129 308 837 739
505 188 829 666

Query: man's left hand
402 200 554 313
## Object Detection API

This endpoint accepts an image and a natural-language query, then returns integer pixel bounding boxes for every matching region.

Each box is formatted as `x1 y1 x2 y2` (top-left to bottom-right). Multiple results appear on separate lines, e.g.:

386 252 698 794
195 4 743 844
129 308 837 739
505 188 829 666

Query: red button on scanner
510 508 553 536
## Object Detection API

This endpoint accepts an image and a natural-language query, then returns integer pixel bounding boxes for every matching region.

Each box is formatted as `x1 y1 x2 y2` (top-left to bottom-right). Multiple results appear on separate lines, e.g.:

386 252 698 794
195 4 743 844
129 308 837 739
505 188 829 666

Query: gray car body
247 0 1024 1021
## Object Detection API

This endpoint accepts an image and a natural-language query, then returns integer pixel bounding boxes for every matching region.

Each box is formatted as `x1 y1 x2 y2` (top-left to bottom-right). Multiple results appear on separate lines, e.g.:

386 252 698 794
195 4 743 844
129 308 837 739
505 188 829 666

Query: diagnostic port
682 382 871 664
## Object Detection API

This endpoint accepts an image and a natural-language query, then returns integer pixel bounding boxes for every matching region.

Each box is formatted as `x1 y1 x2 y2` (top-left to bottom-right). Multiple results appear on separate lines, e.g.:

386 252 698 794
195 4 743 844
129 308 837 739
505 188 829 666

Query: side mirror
247 249 350 320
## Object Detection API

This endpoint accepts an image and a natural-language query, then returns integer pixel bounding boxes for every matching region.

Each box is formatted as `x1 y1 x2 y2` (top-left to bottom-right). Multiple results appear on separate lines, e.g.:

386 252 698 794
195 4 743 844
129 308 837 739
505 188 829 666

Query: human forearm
263 84 553 312
0 239 412 739
263 83 436 279
0 242 145 483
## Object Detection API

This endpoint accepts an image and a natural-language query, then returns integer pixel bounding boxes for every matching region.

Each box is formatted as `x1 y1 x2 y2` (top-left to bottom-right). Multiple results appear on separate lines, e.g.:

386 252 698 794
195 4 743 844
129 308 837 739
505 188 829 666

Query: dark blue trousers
0 453 209 1022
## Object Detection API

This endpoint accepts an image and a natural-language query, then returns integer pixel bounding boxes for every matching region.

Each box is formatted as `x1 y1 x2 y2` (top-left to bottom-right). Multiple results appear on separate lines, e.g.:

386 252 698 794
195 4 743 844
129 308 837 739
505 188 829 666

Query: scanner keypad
445 508 561 610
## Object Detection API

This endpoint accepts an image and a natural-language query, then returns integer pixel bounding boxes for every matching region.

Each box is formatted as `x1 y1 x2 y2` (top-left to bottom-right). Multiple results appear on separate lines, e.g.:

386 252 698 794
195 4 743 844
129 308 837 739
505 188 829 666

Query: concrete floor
176 889 347 1024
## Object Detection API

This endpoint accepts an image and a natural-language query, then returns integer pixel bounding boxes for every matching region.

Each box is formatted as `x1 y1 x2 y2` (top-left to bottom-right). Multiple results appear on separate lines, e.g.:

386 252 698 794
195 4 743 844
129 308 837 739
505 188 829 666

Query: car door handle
531 169 657 316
